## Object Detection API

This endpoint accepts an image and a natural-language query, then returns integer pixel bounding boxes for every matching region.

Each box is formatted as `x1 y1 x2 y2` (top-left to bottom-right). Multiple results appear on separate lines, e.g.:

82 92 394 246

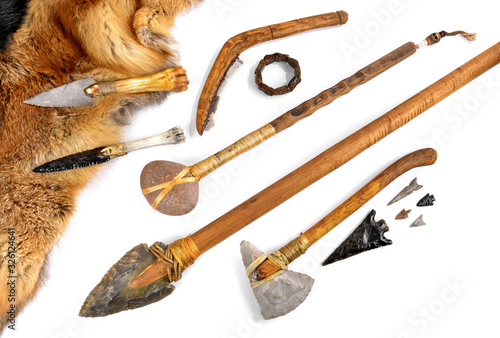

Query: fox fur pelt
0 0 202 331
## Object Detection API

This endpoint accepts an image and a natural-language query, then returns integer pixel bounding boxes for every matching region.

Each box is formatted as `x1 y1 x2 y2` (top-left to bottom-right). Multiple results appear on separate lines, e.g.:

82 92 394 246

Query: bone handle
196 11 349 135
85 66 188 97
101 126 185 157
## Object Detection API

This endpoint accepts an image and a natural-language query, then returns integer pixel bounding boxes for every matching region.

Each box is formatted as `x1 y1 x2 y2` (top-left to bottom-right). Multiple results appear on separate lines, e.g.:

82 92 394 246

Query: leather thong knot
149 237 200 282
246 252 289 290
245 234 311 289
142 166 198 210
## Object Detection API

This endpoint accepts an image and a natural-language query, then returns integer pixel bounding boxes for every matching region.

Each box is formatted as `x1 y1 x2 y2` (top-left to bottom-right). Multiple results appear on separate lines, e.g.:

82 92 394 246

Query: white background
5 0 500 337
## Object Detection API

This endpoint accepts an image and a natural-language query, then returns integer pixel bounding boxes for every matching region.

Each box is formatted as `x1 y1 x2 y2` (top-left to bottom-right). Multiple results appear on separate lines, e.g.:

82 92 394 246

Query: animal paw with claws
162 66 189 92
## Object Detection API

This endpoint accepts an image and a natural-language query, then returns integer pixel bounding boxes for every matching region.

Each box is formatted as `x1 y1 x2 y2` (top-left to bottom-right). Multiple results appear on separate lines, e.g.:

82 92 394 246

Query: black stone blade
79 243 175 318
417 193 435 207
33 147 110 173
322 210 392 266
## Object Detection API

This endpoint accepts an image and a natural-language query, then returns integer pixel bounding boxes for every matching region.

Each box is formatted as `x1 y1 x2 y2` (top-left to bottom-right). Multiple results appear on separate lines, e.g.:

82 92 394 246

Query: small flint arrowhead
240 241 314 320
322 210 392 266
24 78 96 107
395 209 412 220
80 243 175 317
410 215 426 227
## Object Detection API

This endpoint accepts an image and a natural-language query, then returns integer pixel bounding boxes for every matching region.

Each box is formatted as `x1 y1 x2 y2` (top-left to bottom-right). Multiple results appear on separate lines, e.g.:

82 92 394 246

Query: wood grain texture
255 148 437 279
133 41 500 287
303 148 437 245
190 41 417 181
270 42 417 133
196 11 349 135
191 41 500 254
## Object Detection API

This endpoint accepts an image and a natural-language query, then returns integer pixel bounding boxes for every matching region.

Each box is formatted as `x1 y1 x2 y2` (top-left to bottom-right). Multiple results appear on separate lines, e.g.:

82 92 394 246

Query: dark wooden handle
190 41 500 254
196 11 348 135
303 148 437 245
270 42 417 133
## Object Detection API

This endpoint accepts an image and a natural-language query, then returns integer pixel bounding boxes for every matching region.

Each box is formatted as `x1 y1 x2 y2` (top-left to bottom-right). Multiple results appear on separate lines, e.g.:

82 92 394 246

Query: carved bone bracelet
255 53 301 96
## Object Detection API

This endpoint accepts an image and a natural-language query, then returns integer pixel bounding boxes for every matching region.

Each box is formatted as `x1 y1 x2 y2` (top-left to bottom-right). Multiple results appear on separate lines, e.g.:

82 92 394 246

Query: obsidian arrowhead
417 193 435 207
322 210 392 266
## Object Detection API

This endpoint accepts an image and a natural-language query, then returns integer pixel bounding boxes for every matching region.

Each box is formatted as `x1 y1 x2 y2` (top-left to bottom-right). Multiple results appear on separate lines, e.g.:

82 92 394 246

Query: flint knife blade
33 146 113 173
24 78 97 107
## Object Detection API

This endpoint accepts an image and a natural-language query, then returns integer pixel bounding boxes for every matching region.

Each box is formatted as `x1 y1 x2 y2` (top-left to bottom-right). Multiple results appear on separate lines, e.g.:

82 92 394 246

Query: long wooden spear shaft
81 41 500 317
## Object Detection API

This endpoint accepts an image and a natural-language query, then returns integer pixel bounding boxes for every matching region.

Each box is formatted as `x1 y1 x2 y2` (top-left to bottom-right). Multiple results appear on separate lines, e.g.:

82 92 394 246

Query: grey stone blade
24 78 96 107
79 243 175 318
240 241 314 320
33 147 110 173
322 210 392 266
388 178 423 205
410 215 426 227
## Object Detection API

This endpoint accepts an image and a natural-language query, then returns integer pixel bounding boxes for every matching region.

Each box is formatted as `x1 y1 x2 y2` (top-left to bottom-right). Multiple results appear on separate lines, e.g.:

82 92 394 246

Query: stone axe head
240 240 314 320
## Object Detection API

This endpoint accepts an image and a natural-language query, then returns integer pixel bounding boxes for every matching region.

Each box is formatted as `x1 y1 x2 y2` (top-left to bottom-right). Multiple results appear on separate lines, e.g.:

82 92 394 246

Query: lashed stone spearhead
79 243 175 317
322 210 392 266
240 241 314 320
388 178 423 206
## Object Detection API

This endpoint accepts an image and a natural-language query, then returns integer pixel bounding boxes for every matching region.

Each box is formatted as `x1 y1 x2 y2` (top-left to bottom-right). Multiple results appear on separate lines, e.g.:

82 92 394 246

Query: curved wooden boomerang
195 11 349 135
